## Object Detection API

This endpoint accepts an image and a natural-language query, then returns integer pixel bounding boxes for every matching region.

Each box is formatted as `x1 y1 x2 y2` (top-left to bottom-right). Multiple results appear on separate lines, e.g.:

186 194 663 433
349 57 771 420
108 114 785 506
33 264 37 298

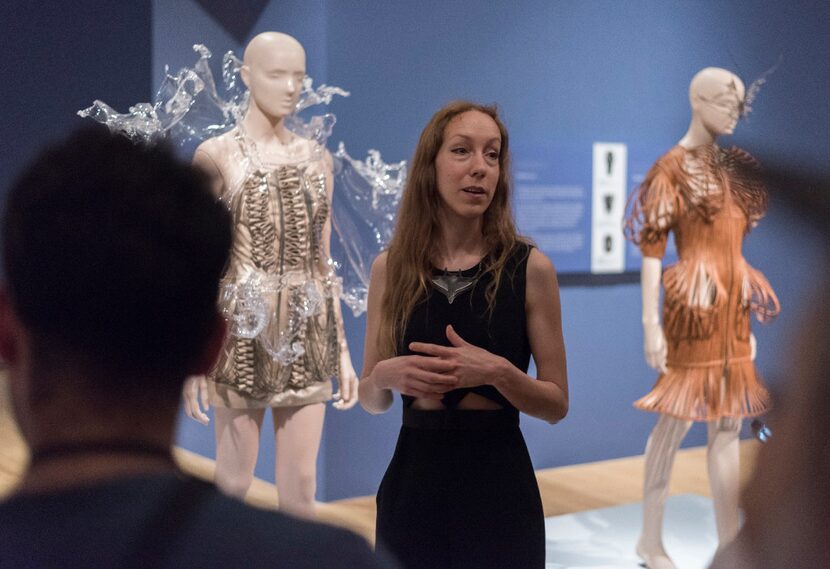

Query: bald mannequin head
241 32 306 120
687 67 746 140
243 32 305 66
689 67 745 105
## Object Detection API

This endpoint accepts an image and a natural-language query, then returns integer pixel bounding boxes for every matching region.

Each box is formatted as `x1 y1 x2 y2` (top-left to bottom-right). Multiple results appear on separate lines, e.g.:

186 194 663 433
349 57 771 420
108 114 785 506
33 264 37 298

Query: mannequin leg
637 414 693 569
272 402 326 518
213 407 265 499
707 417 741 550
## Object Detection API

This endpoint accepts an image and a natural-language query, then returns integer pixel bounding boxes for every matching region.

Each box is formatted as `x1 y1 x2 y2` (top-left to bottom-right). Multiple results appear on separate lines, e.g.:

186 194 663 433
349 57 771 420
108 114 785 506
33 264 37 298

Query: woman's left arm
493 248 568 422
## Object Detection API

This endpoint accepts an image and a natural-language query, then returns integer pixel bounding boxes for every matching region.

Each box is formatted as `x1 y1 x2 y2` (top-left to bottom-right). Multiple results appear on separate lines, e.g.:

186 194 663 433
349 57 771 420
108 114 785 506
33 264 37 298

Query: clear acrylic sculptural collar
77 36 404 319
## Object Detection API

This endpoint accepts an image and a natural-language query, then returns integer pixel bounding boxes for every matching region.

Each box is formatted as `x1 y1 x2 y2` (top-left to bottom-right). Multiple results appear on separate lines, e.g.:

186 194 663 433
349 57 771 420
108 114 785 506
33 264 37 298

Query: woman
359 101 568 569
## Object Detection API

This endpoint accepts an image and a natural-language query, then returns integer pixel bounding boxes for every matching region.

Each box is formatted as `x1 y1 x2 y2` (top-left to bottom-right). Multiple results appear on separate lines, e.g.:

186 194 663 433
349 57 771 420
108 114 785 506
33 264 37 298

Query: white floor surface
545 494 719 569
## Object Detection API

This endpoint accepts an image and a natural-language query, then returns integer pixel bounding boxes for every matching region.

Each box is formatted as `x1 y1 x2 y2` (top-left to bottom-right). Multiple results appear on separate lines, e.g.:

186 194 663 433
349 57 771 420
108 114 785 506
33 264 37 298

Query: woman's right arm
358 253 395 414
358 253 458 414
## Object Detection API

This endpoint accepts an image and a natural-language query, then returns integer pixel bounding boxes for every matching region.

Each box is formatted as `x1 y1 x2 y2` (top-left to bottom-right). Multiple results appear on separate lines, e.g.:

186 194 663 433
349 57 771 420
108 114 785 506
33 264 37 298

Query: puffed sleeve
624 154 683 259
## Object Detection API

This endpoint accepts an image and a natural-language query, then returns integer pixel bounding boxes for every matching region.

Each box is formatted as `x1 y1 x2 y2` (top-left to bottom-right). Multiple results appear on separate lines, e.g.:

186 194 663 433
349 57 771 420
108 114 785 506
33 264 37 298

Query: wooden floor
0 374 759 543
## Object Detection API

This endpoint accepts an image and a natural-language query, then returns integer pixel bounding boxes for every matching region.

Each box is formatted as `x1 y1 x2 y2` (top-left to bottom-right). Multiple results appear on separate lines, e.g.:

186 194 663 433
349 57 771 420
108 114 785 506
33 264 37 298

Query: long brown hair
378 101 529 358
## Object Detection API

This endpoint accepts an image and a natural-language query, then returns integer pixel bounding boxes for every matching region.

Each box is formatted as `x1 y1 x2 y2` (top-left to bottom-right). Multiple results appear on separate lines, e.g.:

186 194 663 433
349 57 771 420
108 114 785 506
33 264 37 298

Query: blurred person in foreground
0 127 393 569
709 166 830 569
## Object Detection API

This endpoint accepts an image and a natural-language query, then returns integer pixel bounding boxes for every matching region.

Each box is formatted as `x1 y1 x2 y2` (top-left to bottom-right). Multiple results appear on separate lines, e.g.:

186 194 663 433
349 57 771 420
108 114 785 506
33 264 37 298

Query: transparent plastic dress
199 128 338 400
79 44 403 403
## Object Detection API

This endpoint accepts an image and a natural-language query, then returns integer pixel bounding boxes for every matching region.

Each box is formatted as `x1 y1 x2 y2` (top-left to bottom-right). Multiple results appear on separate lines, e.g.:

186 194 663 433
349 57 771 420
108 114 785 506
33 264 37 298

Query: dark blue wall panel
1 1 152 200
141 1 830 501
321 0 830 499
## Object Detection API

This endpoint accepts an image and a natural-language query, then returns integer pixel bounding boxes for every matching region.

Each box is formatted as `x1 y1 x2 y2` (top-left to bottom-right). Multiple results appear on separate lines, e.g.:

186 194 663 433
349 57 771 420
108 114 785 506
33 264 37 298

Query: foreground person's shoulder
198 492 398 568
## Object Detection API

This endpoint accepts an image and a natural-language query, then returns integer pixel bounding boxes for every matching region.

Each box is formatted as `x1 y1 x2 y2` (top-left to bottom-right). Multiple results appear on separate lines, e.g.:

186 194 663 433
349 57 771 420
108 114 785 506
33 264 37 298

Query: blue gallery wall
319 0 830 499
5 2 824 502
153 1 830 501
0 1 152 207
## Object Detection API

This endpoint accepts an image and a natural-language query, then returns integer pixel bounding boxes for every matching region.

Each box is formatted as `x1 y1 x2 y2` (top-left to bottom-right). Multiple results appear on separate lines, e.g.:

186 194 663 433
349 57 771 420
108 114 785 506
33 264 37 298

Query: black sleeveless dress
375 243 545 569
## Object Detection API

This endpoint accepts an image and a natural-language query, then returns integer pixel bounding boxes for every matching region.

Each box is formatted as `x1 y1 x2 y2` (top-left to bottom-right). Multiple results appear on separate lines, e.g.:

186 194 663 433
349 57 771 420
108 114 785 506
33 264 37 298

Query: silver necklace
430 264 483 304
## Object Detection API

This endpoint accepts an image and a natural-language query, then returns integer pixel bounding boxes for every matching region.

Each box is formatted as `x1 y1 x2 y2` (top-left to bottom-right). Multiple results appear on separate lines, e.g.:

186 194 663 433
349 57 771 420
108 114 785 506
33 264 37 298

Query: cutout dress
625 145 780 421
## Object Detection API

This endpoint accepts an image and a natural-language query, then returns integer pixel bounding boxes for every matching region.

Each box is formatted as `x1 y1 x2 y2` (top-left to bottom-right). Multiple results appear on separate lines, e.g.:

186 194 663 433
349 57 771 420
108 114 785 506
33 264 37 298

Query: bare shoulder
194 136 221 155
193 134 231 164
525 248 562 324
192 137 224 173
192 134 238 196
366 251 389 318
371 251 389 280
526 247 558 284
525 247 560 312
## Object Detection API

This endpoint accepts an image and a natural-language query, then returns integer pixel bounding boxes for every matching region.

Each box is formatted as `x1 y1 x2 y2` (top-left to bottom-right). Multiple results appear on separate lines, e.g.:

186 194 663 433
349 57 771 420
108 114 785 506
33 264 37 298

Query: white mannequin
636 68 752 569
182 32 358 519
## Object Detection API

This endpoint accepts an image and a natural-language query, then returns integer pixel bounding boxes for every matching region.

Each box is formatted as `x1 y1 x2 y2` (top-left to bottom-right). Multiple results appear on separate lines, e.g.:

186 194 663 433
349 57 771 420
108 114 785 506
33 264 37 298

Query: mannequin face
241 33 306 120
434 110 501 220
698 83 745 136
691 70 746 137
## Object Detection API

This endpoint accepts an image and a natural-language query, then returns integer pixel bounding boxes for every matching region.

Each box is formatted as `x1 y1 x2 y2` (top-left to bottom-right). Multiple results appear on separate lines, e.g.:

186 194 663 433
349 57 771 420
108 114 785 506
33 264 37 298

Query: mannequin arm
641 256 667 372
319 151 358 410
180 143 229 425
182 375 210 425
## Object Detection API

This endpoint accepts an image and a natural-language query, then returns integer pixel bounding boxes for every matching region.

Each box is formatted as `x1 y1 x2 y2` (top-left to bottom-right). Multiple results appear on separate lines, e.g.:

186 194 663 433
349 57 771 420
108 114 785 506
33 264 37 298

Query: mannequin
182 32 358 519
625 67 779 569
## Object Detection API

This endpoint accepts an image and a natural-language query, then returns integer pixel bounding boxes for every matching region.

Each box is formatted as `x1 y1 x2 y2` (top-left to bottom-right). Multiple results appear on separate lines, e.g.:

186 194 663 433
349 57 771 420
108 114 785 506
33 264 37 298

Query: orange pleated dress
625 145 780 421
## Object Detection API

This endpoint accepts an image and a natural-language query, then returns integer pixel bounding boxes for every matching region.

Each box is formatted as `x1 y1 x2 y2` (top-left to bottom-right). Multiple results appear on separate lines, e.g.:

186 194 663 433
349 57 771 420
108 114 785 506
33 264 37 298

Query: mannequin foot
636 542 677 569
